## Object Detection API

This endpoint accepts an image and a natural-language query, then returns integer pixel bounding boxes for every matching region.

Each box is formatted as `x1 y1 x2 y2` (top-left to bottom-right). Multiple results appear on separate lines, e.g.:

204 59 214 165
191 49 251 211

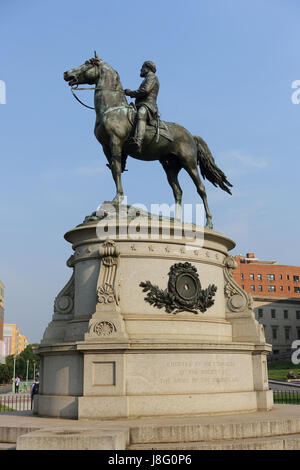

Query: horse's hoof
112 195 124 205
205 219 213 229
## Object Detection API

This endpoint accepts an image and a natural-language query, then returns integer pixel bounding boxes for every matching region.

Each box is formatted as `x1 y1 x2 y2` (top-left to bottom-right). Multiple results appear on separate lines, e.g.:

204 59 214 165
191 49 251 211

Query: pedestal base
37 209 272 420
37 339 271 419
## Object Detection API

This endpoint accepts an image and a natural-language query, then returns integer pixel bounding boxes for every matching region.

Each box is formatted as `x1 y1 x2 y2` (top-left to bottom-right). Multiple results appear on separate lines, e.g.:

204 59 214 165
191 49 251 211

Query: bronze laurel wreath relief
140 262 217 315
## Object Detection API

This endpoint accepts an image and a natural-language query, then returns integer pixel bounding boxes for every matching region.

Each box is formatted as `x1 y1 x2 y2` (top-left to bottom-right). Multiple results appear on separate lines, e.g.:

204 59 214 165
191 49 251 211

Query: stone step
0 442 16 450
0 424 39 446
4 405 300 450
129 415 300 445
128 433 300 450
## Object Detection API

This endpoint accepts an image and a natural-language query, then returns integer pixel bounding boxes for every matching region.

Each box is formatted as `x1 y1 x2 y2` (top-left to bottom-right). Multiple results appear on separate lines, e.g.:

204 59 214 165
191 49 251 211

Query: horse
64 52 232 228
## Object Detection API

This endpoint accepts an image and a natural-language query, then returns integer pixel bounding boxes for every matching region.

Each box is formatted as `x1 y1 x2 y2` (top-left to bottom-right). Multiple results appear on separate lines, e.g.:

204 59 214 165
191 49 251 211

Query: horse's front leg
110 140 125 204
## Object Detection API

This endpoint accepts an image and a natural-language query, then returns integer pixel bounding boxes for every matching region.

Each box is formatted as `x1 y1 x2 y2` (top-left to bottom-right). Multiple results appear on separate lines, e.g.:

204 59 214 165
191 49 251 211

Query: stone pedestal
37 205 272 419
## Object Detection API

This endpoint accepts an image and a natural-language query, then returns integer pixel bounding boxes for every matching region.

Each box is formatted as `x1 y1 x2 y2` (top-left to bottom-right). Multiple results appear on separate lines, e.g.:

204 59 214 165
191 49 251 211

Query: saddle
107 104 174 173
126 103 173 143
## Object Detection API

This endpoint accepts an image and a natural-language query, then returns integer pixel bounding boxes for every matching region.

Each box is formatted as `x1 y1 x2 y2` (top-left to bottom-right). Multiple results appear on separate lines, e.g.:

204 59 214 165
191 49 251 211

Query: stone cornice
252 295 300 305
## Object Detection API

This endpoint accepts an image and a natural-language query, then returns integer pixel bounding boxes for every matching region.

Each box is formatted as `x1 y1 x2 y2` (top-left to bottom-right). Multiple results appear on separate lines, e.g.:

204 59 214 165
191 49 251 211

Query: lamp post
26 359 29 382
33 361 36 380
12 355 16 393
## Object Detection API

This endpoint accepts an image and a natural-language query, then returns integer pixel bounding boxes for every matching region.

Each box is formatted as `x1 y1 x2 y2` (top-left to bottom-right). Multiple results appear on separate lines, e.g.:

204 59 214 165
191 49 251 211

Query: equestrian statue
64 52 232 228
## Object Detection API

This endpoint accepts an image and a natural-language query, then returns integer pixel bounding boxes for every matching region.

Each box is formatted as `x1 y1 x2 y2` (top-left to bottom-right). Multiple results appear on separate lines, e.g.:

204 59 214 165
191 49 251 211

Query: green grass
268 361 300 381
0 404 13 412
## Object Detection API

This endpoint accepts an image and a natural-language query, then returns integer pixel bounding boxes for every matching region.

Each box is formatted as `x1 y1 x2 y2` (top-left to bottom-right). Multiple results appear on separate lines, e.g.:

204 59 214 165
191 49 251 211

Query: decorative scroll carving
140 262 217 314
97 283 115 304
97 239 120 307
223 255 252 312
54 272 75 316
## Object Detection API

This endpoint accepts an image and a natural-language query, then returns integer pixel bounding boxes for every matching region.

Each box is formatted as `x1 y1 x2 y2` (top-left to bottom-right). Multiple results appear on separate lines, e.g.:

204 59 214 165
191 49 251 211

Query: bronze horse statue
64 52 232 228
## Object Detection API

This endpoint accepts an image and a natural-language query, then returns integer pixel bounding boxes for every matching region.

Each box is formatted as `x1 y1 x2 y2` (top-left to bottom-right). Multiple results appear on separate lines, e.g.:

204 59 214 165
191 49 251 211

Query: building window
271 309 276 318
296 311 300 320
294 276 299 283
272 328 278 340
295 287 300 293
241 285 244 290
268 286 276 292
250 285 255 291
284 310 289 319
280 286 283 291
258 285 262 292
280 274 283 280
250 274 254 280
258 308 263 318
297 328 300 340
257 274 262 280
285 327 291 340
241 273 244 280
267 274 275 281
287 275 290 280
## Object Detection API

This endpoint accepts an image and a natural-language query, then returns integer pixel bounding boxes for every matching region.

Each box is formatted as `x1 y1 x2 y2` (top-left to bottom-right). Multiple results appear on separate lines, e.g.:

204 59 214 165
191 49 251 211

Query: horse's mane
100 60 124 91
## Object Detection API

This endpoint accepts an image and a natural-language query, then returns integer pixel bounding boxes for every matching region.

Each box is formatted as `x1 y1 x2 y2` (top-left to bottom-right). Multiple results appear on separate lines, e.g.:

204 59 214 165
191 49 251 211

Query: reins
70 84 126 111
71 85 96 110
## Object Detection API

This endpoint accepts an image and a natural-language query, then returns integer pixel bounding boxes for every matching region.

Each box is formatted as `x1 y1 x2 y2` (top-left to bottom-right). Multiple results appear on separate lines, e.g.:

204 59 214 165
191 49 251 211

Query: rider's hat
143 61 156 73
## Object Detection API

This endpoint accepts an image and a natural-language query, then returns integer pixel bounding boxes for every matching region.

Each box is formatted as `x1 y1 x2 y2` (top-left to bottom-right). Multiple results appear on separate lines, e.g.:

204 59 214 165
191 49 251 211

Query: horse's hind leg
160 158 182 220
183 159 213 228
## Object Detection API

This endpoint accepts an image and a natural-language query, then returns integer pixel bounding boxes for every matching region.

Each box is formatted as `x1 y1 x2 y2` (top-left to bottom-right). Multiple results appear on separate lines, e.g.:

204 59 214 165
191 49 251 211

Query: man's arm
125 75 156 99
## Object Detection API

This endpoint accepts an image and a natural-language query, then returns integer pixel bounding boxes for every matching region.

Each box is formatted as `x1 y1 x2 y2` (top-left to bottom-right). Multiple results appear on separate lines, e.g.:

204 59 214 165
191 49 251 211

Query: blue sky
1 0 300 343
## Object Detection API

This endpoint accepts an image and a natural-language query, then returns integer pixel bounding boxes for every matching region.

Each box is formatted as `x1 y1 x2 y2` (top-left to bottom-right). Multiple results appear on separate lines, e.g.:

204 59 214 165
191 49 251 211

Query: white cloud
41 163 106 180
217 149 268 177
74 165 106 176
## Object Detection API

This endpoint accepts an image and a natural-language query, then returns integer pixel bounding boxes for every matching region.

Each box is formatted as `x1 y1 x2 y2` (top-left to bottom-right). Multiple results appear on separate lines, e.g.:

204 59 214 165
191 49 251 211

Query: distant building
233 253 300 356
3 324 29 357
0 281 4 342
0 281 4 363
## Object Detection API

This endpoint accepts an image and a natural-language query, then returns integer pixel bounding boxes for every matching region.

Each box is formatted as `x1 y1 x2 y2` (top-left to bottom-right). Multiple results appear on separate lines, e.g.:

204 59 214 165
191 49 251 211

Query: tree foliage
0 344 40 383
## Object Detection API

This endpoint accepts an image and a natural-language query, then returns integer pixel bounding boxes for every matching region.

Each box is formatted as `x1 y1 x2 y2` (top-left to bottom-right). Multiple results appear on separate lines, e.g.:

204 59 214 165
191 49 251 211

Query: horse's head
64 51 101 87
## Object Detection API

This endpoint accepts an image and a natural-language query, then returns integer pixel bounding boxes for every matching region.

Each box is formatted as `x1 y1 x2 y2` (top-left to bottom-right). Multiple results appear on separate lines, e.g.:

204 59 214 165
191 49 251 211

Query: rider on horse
125 61 159 154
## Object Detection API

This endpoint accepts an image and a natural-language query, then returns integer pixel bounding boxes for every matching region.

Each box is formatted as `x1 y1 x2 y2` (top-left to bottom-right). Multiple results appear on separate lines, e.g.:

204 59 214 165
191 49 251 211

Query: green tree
19 345 40 379
0 345 40 383
0 363 10 384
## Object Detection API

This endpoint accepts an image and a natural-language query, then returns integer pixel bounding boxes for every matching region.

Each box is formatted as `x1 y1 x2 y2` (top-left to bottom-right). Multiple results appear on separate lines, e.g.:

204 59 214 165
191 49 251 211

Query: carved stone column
84 239 128 342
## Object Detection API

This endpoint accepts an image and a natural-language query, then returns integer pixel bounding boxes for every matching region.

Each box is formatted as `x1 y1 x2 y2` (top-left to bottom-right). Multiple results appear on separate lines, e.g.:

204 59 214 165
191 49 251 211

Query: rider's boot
128 111 147 155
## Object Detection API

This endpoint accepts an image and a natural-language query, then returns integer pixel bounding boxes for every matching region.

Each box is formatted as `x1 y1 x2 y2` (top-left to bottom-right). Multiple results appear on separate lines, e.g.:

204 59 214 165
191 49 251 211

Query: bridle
70 62 125 110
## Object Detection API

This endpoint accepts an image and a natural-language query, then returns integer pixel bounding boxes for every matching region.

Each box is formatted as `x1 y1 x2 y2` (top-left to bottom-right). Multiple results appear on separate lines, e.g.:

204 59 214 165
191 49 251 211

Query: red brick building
233 253 300 298
233 253 300 356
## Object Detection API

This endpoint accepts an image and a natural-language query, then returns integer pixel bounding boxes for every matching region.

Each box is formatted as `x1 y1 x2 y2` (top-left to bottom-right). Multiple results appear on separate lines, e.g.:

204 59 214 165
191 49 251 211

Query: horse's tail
194 135 233 195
